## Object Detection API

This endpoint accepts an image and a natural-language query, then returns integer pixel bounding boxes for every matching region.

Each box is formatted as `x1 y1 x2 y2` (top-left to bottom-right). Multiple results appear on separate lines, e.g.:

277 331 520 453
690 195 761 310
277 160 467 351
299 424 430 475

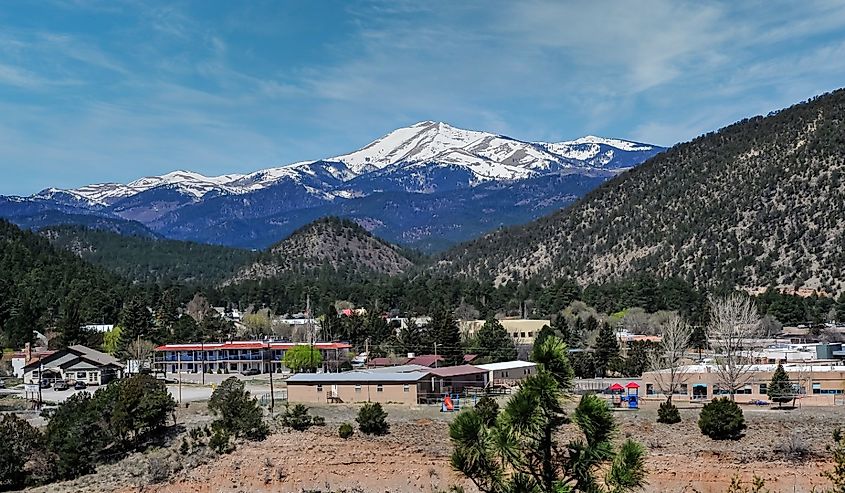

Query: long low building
287 365 432 404
476 360 537 386
642 363 845 406
154 341 351 374
287 364 490 405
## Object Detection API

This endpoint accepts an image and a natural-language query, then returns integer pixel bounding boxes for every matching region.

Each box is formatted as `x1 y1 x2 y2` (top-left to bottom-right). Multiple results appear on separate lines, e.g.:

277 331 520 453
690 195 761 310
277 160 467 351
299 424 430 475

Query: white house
475 360 538 385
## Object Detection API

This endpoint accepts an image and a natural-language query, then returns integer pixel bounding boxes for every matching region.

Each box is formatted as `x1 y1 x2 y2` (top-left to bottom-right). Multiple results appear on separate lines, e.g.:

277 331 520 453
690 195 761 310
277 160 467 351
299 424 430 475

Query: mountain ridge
436 89 845 293
1 121 664 251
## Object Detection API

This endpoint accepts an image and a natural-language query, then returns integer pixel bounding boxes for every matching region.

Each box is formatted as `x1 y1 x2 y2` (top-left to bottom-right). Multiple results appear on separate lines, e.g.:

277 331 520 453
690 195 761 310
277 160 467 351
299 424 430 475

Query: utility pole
177 351 182 404
307 294 314 372
201 339 205 385
37 361 43 411
266 341 275 413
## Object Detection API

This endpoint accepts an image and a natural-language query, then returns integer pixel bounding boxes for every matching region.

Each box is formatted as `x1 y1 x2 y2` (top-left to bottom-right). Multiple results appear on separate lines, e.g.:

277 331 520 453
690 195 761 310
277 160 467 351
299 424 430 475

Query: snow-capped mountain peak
53 121 663 205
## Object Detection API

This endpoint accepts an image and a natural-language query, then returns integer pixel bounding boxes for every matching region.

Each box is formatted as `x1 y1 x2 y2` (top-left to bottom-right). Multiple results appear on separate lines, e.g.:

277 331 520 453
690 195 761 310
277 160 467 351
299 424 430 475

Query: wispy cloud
2 0 845 194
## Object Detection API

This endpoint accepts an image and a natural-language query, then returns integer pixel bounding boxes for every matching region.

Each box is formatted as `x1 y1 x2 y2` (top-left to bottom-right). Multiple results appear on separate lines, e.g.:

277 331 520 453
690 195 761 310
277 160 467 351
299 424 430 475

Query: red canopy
625 382 640 389
608 383 624 391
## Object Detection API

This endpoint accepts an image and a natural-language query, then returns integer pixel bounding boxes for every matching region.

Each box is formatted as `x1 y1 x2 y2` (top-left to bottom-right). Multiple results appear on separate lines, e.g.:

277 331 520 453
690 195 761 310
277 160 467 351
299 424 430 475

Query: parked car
53 381 70 391
241 368 260 376
39 379 51 389
73 381 87 390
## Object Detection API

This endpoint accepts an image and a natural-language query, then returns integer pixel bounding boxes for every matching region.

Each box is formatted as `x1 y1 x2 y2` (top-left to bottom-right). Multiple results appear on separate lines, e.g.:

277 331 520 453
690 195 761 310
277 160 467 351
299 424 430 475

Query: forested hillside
439 89 845 293
228 217 417 284
40 225 255 284
0 220 125 347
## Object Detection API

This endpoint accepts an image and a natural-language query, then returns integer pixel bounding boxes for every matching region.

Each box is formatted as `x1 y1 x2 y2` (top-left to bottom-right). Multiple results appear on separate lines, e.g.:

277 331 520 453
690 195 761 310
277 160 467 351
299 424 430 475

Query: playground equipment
441 393 461 412
608 382 640 409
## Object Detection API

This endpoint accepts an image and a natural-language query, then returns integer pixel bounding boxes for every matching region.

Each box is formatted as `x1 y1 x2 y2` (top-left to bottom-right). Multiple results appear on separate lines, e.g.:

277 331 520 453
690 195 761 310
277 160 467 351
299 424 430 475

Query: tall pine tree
473 318 517 364
117 297 152 357
593 321 620 378
429 309 463 366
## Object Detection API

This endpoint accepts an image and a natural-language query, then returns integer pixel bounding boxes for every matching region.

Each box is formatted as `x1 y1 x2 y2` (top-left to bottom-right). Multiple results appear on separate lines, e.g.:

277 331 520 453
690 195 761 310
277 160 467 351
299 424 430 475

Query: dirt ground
25 398 845 493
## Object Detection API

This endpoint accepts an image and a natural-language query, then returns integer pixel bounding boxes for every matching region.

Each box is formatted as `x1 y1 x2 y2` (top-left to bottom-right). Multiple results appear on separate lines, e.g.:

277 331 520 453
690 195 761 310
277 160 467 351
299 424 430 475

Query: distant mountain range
0 121 663 251
437 89 845 294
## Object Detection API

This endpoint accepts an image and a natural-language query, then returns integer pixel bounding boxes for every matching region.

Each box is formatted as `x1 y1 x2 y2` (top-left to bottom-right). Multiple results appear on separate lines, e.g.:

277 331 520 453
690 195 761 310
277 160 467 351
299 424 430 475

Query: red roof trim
155 342 352 351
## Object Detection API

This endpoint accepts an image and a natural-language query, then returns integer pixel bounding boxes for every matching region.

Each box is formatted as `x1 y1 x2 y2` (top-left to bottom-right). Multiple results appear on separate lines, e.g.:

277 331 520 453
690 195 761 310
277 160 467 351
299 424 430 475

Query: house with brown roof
23 345 123 386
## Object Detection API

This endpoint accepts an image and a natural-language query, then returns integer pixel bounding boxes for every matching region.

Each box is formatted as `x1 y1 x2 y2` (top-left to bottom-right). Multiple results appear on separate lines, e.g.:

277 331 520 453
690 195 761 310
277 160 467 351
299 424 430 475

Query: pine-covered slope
0 220 124 346
40 225 255 284
229 217 416 283
438 89 845 293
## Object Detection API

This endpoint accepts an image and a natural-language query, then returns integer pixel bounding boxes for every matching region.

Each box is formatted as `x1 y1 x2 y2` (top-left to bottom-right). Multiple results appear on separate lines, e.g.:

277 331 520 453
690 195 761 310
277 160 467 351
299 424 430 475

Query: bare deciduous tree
649 314 692 403
126 339 156 373
707 294 762 400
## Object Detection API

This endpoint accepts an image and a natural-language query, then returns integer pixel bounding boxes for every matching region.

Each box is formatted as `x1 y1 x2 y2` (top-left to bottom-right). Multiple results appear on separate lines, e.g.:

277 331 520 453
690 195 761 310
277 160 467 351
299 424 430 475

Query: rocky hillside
230 217 416 283
439 89 845 293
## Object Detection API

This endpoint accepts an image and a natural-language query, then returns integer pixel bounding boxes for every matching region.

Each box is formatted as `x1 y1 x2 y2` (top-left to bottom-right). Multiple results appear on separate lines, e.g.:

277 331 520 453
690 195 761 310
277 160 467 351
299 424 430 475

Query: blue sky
3 1 845 195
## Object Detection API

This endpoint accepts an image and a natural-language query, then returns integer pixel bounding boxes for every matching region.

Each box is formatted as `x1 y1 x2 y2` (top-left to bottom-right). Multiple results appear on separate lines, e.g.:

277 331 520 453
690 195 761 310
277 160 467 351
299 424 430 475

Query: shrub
208 377 269 440
657 400 681 424
312 415 325 426
280 403 314 431
356 402 389 435
339 422 354 439
209 427 234 454
776 433 809 460
474 396 499 427
0 413 43 489
698 398 746 440
179 438 190 455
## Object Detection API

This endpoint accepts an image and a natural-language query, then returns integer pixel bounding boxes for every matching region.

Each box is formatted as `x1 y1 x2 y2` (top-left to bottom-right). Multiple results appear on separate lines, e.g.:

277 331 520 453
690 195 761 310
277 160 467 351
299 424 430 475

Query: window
77 372 86 379
355 384 362 392
316 385 323 392
678 384 688 395
520 332 526 338
759 383 767 395
512 332 518 338
528 331 534 337
646 384 654 395
403 384 410 392
377 384 384 392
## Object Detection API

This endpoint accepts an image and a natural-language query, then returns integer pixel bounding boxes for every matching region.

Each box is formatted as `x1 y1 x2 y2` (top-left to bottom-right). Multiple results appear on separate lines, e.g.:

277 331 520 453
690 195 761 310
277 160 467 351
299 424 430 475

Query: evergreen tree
429 309 463 366
689 325 708 360
767 363 794 407
534 323 556 350
57 298 85 348
450 336 646 493
117 297 152 357
396 319 423 355
593 321 620 377
473 318 517 364
567 316 585 348
5 297 38 348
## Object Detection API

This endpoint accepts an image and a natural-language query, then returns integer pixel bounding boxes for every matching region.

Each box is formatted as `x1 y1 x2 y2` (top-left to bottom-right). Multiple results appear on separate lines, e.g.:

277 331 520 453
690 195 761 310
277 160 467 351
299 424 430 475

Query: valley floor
25 399 842 493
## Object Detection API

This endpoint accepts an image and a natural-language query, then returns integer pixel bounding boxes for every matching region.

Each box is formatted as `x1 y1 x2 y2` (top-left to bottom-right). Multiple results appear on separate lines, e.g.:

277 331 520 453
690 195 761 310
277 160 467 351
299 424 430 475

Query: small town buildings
428 365 488 394
641 362 845 406
366 354 446 368
23 345 123 385
10 343 55 378
476 360 538 385
286 364 432 404
459 319 551 346
153 341 351 374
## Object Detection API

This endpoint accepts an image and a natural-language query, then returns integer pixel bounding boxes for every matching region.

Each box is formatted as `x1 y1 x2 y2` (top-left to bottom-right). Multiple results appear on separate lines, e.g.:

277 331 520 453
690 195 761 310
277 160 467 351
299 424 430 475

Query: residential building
23 345 123 385
153 341 351 374
641 362 845 406
476 360 538 385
